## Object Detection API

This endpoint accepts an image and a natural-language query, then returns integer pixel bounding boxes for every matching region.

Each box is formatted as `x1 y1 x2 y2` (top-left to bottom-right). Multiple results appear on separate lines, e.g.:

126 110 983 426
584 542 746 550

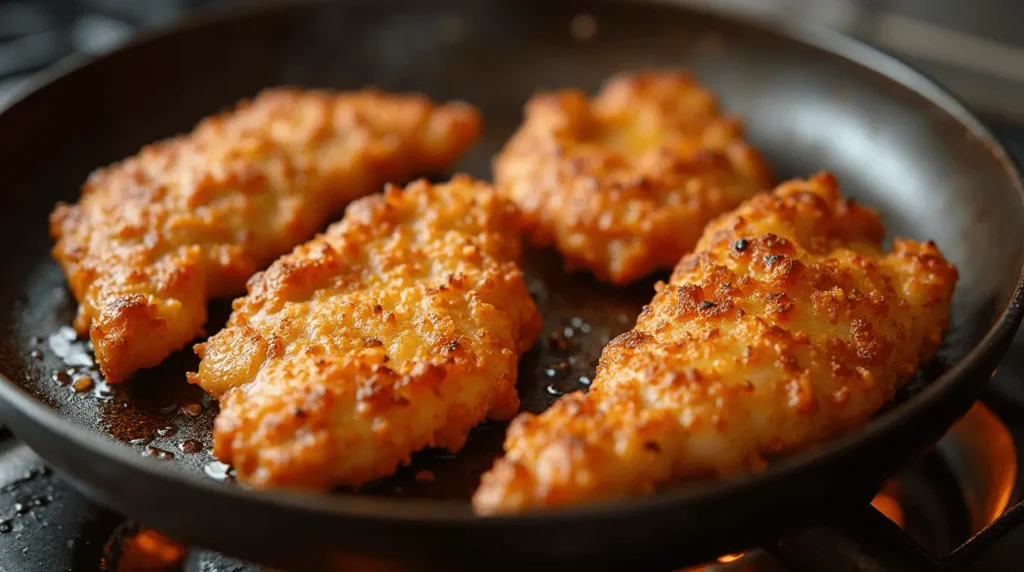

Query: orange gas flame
115 528 185 571
871 481 905 529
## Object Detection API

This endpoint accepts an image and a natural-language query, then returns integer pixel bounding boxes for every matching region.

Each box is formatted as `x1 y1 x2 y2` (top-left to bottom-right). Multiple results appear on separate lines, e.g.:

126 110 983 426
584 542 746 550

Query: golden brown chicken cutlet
473 172 957 514
494 70 773 285
49 88 481 383
188 176 542 490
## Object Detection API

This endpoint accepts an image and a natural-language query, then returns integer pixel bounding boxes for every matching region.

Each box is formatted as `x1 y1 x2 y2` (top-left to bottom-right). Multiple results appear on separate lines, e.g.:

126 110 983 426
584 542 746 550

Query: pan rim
0 0 1021 526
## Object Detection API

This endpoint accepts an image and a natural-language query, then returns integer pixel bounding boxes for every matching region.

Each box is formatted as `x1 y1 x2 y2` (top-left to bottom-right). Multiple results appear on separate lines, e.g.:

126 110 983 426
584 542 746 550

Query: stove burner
670 402 1018 572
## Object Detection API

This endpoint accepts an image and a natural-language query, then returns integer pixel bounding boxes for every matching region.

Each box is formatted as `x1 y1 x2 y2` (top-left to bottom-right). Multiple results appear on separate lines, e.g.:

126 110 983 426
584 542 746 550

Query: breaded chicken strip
188 176 542 489
494 71 773 285
50 88 481 383
473 173 957 514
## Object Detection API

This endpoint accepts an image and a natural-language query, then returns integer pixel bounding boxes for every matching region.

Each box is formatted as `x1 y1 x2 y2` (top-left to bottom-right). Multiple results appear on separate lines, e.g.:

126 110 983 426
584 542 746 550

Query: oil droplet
13 503 25 515
544 368 557 378
47 326 94 367
203 461 232 481
179 440 202 454
128 437 152 447
563 327 575 338
144 446 174 460
0 521 11 533
51 371 71 385
569 12 598 42
579 323 591 334
29 350 43 360
30 495 49 507
72 376 93 392
545 384 565 396
571 317 584 328
155 425 177 438
94 381 115 401
579 376 592 385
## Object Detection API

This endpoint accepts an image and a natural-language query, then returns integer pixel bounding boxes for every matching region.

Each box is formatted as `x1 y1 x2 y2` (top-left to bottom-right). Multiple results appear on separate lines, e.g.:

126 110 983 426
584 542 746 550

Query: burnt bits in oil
541 317 605 399
36 320 217 470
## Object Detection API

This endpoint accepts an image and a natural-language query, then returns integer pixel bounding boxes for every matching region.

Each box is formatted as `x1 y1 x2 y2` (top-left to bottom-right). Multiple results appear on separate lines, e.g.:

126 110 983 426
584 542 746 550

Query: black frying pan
0 1 1021 570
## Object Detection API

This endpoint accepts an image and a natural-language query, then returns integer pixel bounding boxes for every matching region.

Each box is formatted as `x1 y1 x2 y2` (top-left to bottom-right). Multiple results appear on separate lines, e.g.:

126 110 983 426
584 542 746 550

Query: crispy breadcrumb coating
494 70 772 285
50 88 481 383
473 173 957 514
189 176 542 490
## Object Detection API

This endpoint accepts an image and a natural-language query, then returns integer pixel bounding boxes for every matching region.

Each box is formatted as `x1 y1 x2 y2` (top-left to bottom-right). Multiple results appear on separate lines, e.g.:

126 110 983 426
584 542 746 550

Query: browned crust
50 88 482 382
494 70 773 285
473 173 958 514
189 176 541 489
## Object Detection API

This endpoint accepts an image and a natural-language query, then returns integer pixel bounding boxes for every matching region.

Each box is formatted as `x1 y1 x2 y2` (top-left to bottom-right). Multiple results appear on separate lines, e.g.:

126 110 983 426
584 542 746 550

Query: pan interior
0 0 1021 506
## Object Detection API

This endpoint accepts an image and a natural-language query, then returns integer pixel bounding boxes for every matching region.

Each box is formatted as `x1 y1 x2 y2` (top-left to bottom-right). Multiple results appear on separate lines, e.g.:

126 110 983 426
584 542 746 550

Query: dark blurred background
698 0 1024 126
1 0 1022 132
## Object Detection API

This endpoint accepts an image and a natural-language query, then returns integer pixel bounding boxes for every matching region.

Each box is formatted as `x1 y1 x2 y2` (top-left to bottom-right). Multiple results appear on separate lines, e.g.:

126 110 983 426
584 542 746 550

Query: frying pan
0 0 1021 570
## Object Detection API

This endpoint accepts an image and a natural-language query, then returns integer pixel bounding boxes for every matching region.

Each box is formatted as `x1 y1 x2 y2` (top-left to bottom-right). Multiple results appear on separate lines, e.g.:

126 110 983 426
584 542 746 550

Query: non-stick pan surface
0 1 1021 570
